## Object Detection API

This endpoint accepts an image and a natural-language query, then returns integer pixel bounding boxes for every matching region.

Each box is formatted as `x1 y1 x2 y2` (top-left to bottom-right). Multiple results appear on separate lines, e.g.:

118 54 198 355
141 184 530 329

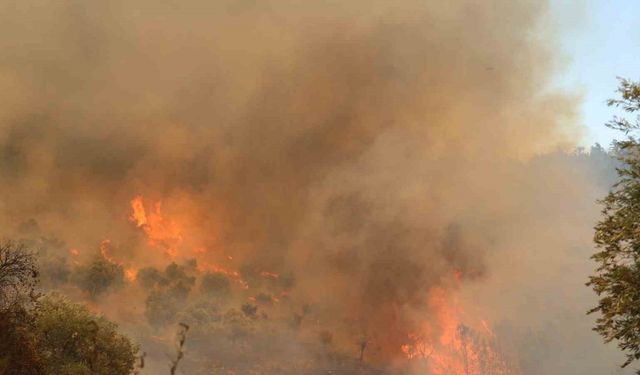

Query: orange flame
401 288 521 375
130 196 148 227
129 196 183 258
198 261 249 289
100 240 118 265
260 271 279 280
124 267 138 282
129 195 244 290
96 240 139 284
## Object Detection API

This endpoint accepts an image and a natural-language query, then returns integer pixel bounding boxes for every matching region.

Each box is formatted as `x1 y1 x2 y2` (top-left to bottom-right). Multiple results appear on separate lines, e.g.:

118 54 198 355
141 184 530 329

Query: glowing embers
260 271 279 280
129 196 183 258
197 261 248 289
98 239 138 284
124 267 138 283
99 240 118 265
402 288 521 375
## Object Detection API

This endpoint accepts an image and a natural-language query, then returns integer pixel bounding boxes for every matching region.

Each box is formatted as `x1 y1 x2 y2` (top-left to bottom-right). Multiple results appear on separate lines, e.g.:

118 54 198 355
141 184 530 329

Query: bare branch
170 322 190 375
0 241 38 311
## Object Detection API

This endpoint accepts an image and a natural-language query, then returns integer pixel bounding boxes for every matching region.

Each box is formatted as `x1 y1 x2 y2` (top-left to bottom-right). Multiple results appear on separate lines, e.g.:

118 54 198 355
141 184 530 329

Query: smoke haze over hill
0 0 631 374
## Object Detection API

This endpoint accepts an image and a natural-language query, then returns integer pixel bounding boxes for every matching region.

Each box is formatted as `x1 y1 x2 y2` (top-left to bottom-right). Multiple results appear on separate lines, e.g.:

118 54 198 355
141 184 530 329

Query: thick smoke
0 0 630 374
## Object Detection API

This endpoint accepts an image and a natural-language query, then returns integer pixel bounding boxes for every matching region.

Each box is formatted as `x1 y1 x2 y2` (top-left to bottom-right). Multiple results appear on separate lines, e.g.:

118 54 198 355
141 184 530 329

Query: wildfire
260 271 279 280
198 261 249 289
130 196 148 227
129 196 183 258
99 240 118 265
401 288 521 375
128 194 252 291
98 240 138 284
124 267 138 282
68 248 80 265
197 261 241 278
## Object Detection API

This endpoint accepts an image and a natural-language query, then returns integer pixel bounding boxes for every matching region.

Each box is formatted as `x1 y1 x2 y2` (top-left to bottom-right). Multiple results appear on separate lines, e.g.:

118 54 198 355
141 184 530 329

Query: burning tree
402 322 520 375
400 288 521 375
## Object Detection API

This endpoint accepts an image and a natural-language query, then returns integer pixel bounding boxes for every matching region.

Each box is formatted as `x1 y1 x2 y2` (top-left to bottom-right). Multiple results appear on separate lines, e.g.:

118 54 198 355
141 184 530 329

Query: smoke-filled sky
551 0 640 147
0 1 634 374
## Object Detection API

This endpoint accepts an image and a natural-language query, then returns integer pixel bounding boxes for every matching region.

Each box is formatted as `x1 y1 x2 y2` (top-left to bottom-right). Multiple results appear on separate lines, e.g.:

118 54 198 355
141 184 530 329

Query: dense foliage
75 253 125 298
142 262 196 327
35 293 138 375
0 242 138 375
589 78 640 372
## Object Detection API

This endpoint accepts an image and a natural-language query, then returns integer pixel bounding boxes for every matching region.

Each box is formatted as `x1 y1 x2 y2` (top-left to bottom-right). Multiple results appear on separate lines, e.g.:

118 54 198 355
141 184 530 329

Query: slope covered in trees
0 242 138 375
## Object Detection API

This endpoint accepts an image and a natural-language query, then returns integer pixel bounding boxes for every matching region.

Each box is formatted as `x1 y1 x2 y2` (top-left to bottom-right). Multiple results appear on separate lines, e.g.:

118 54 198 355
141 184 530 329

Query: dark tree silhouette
0 241 38 310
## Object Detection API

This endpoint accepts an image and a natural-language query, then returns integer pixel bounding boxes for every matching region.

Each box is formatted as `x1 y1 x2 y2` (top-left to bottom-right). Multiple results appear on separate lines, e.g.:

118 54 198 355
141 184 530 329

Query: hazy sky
551 0 640 148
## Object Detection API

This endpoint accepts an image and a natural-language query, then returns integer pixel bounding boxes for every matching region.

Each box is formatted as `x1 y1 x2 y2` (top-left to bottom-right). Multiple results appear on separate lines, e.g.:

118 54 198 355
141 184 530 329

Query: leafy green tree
589 78 640 372
35 292 138 375
0 242 139 375
75 253 124 298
